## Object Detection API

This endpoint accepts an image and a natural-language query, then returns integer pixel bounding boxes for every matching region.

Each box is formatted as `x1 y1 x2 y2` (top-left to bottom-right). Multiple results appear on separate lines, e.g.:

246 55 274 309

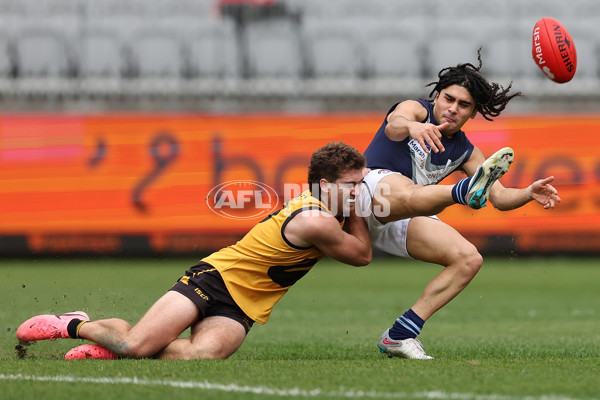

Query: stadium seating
78 20 129 79
244 19 302 79
12 18 78 78
360 19 427 79
302 18 364 78
0 24 13 78
129 21 187 78
0 0 598 104
480 19 540 81
186 18 240 79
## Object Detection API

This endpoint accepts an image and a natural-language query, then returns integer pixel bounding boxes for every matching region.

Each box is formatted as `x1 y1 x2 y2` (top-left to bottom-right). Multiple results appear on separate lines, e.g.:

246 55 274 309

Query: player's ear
470 110 477 119
319 178 331 193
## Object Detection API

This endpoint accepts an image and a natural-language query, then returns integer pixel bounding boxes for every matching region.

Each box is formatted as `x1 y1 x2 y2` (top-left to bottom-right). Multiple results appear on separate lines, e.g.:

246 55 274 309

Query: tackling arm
286 210 372 267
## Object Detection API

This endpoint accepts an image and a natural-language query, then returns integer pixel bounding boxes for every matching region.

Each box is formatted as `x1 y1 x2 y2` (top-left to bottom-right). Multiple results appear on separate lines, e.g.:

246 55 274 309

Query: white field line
0 374 596 400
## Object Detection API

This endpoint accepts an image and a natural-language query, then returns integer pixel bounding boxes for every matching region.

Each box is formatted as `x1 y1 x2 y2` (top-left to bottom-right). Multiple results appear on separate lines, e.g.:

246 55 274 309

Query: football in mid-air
532 17 577 83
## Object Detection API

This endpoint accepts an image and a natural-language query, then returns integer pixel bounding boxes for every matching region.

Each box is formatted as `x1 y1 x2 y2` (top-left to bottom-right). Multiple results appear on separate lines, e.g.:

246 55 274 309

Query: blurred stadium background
1 0 600 257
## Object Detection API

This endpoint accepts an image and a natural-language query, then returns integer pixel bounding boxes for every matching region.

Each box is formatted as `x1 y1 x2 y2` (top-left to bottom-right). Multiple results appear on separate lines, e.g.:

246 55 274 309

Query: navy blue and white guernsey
363 100 475 185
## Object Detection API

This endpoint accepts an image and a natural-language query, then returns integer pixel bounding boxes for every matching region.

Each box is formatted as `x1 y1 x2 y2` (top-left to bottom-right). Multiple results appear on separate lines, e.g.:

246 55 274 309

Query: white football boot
377 329 434 360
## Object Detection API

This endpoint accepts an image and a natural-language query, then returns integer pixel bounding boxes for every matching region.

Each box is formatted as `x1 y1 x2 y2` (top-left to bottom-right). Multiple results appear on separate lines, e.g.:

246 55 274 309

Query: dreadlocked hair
425 48 522 121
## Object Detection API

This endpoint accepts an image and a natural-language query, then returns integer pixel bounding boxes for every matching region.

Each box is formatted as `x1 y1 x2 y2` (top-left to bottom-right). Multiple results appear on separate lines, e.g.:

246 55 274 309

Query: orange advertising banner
0 113 599 255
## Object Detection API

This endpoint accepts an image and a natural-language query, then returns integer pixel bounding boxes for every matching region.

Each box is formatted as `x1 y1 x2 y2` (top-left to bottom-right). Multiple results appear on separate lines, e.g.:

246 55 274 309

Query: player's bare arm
463 147 561 210
284 210 371 267
385 100 447 153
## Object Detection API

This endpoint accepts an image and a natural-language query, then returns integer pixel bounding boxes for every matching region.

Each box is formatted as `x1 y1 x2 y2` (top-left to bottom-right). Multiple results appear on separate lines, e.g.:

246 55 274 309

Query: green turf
1 257 599 399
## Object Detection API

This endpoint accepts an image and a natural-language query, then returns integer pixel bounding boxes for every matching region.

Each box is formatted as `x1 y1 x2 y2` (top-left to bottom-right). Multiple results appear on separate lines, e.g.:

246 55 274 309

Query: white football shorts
359 169 438 259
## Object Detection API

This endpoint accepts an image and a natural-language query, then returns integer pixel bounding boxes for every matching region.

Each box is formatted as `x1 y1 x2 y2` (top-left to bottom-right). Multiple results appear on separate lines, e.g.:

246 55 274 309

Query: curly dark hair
308 142 365 187
426 48 522 121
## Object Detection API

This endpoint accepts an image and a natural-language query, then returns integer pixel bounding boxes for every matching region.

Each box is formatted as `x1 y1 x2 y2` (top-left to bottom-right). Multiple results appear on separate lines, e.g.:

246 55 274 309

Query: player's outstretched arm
489 176 561 211
525 176 562 209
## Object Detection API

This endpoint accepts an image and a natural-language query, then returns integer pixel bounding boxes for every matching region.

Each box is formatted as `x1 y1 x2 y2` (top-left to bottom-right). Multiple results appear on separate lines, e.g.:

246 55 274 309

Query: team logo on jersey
408 139 468 185
206 180 279 220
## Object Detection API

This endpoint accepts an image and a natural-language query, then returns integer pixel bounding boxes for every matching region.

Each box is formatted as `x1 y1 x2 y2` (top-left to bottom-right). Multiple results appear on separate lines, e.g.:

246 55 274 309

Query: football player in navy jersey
361 50 561 359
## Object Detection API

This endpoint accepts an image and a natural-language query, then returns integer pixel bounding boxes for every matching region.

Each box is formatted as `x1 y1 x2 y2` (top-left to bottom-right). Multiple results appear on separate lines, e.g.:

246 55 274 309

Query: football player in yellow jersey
16 142 372 360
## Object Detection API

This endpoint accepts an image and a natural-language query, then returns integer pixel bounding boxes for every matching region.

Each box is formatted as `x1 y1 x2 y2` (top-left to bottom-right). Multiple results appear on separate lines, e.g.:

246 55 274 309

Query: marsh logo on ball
206 180 279 220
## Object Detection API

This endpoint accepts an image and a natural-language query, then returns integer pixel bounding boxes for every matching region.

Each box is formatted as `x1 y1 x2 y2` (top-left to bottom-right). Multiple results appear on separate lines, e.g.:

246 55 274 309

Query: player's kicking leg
367 147 514 223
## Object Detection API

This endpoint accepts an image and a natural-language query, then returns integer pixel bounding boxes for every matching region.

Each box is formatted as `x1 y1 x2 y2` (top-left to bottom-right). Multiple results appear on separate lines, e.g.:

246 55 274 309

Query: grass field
1 256 599 400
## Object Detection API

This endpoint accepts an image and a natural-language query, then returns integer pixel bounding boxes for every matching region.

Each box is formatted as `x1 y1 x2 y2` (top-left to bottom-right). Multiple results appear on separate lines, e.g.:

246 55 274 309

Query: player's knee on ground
183 330 245 360
191 348 230 360
190 337 242 360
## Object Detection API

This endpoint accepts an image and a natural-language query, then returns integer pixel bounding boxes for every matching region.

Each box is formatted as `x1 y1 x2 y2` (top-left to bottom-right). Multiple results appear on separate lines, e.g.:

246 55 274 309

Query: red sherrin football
532 17 577 83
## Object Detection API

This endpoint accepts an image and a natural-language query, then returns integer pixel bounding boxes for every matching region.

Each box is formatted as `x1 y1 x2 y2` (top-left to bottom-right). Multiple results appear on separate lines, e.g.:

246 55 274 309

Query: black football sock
66 319 84 338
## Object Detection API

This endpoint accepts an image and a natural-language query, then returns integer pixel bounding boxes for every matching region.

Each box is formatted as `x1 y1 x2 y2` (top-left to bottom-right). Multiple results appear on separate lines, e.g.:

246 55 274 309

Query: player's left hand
528 176 561 209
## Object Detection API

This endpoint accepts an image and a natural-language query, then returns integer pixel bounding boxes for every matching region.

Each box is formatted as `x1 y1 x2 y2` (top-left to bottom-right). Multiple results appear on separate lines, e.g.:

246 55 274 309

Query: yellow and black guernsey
202 190 343 324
